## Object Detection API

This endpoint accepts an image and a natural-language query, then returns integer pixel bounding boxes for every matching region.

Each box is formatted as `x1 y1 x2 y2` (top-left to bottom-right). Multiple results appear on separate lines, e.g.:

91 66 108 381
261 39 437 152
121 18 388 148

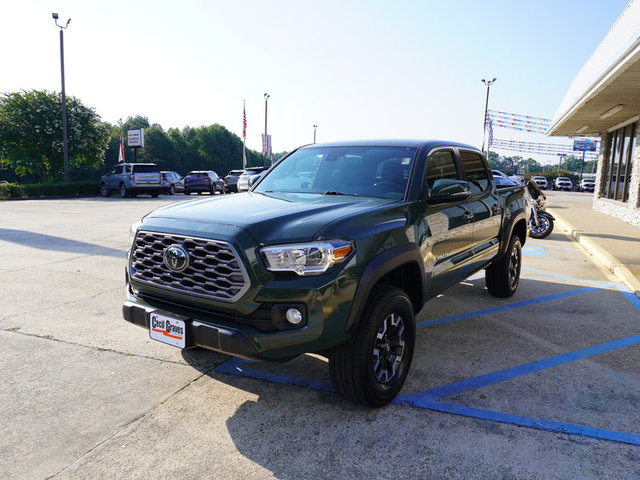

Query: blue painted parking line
215 356 335 392
416 285 604 329
213 279 640 446
410 333 640 401
395 398 640 446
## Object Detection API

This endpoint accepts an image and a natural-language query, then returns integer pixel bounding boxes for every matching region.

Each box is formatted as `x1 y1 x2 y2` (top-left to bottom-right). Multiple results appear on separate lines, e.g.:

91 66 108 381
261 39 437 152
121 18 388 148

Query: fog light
285 308 303 325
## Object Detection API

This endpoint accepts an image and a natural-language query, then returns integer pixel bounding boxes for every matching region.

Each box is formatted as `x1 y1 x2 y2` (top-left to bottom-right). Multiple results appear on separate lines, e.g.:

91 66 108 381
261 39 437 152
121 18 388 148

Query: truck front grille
130 232 249 302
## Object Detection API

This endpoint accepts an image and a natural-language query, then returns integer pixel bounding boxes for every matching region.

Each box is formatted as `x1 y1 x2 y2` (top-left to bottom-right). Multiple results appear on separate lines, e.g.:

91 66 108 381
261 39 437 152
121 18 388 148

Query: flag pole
242 100 247 170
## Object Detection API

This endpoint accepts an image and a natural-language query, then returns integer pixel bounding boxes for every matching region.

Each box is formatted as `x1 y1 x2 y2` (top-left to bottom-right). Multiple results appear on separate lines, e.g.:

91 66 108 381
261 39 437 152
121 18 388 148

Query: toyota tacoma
123 140 528 406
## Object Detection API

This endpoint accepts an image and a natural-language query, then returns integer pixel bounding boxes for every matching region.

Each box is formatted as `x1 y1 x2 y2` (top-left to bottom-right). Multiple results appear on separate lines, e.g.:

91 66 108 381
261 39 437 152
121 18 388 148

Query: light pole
263 93 270 166
52 12 71 183
556 153 566 174
481 78 496 156
313 124 317 143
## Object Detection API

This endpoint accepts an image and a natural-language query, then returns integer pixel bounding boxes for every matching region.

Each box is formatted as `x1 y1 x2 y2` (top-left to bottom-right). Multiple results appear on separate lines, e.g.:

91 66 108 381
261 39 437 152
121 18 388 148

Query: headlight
260 240 353 276
129 220 142 243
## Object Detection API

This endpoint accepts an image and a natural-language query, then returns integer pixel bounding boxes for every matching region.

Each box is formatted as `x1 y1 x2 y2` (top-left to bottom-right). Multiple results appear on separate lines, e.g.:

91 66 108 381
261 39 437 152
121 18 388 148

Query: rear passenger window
459 151 489 195
425 150 463 196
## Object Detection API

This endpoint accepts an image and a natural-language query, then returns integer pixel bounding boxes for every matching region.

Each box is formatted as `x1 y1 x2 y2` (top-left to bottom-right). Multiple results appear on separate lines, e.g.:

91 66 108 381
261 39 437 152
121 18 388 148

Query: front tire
100 184 109 197
485 235 522 298
329 286 415 407
529 214 554 239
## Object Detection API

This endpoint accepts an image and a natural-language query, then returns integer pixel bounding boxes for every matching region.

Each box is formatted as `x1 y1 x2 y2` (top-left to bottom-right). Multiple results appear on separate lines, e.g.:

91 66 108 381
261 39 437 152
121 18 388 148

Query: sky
1 0 632 165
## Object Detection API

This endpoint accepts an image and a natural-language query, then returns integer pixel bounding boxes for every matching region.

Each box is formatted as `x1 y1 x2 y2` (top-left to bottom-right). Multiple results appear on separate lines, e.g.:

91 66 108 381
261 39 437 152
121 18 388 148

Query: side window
124 165 132 174
459 151 489 195
111 165 123 175
425 150 463 196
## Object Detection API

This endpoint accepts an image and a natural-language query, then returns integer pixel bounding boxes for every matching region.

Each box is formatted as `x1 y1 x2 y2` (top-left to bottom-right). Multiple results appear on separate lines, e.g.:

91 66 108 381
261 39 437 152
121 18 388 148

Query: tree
0 90 110 182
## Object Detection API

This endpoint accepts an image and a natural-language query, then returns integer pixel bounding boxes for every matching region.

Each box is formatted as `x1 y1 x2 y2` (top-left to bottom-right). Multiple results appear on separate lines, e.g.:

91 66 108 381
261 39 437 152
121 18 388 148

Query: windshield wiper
323 191 360 196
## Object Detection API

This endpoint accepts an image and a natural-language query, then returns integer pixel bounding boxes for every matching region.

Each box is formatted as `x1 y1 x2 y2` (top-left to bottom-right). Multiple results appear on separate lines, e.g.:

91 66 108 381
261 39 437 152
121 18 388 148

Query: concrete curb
549 208 640 298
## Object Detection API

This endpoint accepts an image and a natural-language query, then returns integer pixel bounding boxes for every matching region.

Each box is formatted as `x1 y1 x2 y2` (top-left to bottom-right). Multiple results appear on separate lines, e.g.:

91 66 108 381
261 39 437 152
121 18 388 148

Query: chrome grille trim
130 231 249 302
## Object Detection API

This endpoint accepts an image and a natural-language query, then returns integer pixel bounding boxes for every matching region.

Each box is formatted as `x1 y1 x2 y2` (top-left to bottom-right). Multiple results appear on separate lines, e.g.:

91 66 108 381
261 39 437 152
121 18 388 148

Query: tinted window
425 150 463 196
111 165 123 175
132 164 160 173
254 146 416 198
459 151 489 195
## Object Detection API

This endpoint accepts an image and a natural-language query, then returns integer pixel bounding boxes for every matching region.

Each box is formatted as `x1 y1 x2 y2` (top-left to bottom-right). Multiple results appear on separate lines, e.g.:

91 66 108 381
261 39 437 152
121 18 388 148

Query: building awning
548 1 640 137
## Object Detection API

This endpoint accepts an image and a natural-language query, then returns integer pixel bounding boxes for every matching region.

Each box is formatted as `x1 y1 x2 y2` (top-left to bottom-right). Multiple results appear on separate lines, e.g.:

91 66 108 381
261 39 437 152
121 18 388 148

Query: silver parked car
237 166 269 192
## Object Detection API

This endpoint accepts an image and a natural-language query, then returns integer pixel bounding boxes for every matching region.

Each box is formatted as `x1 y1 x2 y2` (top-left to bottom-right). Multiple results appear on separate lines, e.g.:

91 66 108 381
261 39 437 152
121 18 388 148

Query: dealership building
548 0 640 226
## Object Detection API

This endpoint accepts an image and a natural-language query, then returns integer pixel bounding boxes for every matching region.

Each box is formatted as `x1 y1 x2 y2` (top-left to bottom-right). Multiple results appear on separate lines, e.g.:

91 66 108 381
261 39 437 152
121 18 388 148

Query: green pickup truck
123 140 527 406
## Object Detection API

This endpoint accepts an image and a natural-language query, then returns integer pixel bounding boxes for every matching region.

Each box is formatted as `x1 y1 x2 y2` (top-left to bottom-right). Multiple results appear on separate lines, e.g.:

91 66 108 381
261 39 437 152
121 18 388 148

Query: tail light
130 174 135 180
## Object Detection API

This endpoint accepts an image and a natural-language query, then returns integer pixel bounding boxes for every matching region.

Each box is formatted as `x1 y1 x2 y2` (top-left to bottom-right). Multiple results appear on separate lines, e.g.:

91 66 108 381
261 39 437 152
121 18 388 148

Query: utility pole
263 93 270 166
52 13 71 182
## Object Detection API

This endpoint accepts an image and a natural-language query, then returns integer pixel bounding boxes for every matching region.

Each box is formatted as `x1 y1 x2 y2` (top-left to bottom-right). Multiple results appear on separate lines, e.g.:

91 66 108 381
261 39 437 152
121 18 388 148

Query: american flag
118 132 125 162
242 103 247 139
488 119 494 148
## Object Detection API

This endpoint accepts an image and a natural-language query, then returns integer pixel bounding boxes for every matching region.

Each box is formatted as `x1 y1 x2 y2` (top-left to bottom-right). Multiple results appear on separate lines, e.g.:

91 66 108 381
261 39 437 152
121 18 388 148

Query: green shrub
0 182 24 198
0 181 100 198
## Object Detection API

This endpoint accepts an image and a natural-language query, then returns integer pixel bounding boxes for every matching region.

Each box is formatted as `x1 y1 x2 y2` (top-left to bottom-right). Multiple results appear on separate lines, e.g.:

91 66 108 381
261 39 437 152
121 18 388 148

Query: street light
263 93 270 166
52 12 71 183
313 124 317 143
481 77 496 156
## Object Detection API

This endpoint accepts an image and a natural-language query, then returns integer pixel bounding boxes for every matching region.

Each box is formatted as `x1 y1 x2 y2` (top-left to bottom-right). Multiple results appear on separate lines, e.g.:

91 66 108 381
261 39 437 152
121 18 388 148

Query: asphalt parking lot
1 195 639 479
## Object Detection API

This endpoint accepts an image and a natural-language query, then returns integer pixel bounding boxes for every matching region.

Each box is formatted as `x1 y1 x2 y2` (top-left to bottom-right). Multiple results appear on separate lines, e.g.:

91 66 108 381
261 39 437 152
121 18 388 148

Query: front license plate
149 312 186 348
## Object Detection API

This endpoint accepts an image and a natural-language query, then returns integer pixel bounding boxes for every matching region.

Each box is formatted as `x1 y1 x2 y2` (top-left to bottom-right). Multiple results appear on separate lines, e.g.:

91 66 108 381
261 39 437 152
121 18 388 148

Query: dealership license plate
149 312 186 348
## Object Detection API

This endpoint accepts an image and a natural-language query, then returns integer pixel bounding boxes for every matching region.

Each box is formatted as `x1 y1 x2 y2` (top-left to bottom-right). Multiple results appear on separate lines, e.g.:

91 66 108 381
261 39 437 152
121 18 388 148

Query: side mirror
424 179 472 205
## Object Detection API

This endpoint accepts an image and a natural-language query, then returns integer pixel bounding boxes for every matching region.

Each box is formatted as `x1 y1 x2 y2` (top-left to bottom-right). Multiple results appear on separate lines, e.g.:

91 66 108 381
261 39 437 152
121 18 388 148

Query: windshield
253 146 417 199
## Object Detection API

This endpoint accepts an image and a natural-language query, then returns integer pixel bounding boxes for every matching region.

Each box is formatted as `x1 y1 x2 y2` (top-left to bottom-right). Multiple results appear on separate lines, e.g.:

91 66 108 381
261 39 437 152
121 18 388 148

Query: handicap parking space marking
522 245 546 257
214 278 640 446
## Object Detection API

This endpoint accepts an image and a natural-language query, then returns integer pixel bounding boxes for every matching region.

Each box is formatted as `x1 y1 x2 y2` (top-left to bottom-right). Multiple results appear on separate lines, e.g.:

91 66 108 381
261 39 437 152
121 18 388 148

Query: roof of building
548 1 640 137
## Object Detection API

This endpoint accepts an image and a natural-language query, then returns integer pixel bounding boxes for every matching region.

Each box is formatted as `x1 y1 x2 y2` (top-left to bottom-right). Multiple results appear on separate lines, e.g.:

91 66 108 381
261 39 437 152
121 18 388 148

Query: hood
145 192 397 244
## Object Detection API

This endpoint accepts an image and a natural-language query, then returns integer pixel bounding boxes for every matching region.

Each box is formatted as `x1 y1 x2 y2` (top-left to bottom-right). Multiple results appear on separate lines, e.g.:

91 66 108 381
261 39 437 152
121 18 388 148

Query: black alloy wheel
329 286 415 407
485 235 522 298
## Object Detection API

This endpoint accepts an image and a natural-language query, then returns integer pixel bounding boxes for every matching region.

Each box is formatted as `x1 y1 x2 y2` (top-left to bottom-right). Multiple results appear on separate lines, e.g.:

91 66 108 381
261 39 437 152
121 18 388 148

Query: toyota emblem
163 245 190 272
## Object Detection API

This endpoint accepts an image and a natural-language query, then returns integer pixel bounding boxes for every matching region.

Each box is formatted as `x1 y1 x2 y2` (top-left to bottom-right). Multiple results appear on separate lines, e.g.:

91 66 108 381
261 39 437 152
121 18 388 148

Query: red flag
118 132 125 163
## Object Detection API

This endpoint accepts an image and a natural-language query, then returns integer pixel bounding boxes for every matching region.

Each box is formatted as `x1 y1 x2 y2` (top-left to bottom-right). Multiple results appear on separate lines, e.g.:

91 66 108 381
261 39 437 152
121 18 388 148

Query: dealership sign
127 128 145 148
573 139 597 152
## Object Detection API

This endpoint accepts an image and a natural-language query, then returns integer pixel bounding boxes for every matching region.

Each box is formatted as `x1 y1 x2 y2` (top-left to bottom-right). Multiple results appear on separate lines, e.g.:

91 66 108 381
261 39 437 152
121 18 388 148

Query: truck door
422 149 477 296
458 150 501 267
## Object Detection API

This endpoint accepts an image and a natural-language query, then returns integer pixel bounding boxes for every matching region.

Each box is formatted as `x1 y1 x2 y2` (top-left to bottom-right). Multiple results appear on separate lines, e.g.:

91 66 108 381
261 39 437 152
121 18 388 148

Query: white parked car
554 177 573 191
579 178 596 192
532 176 548 190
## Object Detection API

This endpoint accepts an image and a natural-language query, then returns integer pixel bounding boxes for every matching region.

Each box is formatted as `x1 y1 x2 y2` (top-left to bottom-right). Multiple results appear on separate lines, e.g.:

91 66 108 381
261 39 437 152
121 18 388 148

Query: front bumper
123 300 262 360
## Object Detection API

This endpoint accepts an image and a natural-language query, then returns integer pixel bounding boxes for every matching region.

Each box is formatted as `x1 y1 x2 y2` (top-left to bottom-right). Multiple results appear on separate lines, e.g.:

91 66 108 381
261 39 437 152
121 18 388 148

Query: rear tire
328 286 415 407
151 191 160 198
485 235 522 298
169 184 175 195
119 183 128 198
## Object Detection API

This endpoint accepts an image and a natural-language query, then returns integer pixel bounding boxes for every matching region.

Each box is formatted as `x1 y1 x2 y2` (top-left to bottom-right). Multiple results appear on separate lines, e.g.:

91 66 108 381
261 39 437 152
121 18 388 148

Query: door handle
463 211 474 220
491 204 500 215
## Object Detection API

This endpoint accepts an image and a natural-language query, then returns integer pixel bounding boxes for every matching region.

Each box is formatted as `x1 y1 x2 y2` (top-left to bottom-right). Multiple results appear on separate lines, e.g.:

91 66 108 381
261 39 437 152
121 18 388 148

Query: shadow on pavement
0 228 125 258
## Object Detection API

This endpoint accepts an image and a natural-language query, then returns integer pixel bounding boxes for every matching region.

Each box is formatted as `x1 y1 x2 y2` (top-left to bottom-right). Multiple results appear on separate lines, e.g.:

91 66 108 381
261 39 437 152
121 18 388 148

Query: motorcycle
527 180 555 239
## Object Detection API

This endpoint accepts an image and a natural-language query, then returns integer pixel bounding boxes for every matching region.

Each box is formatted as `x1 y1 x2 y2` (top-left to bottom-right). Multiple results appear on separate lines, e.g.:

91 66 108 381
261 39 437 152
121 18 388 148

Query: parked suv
237 166 269 191
553 177 573 191
223 169 245 193
183 171 224 195
100 163 162 198
160 171 183 195
579 178 596 192
532 176 548 190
